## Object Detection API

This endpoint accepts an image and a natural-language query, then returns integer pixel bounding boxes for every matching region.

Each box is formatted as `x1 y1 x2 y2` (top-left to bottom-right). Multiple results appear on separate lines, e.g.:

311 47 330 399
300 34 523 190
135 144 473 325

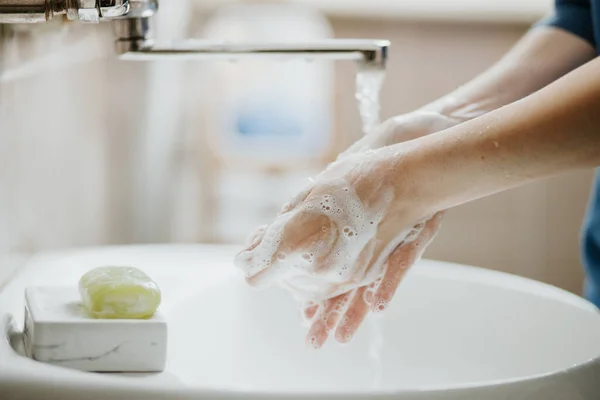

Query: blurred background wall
1 0 590 295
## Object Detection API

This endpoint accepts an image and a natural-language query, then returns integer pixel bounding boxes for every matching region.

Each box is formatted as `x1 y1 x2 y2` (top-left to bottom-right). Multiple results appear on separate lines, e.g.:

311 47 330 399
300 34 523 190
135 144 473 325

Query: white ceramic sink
1 244 599 399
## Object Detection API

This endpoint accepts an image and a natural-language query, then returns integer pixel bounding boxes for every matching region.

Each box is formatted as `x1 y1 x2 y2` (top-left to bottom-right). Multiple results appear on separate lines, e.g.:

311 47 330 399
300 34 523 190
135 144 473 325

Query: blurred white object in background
199 2 334 243
202 2 334 166
133 0 192 243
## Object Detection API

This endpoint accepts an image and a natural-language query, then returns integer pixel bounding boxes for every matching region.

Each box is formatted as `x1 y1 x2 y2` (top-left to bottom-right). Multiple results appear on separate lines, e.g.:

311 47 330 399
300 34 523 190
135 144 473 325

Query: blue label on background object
234 107 302 137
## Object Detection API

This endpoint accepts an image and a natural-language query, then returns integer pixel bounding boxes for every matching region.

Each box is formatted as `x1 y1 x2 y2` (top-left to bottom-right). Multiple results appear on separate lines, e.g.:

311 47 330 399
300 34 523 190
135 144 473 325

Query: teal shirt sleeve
536 0 595 48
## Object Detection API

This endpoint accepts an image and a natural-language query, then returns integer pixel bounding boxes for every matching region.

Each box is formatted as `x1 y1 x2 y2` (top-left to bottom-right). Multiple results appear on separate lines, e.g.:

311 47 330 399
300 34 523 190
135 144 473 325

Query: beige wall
331 17 594 294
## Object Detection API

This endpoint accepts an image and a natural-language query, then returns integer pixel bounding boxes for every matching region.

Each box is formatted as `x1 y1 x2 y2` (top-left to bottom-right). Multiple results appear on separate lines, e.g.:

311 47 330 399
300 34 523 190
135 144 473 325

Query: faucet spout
119 38 390 68
113 17 389 68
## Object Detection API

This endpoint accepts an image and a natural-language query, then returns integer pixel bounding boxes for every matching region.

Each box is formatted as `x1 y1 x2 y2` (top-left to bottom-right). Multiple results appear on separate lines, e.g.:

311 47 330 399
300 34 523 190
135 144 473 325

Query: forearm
422 27 595 121
397 53 600 214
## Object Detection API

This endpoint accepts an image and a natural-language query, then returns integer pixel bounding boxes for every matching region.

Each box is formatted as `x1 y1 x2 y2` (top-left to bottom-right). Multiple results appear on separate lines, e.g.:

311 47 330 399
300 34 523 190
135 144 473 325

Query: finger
239 178 315 267
371 212 444 313
243 225 268 251
239 208 336 288
306 290 355 349
304 241 379 345
238 180 316 277
234 218 289 282
245 260 286 288
301 302 320 324
279 179 315 215
334 286 369 344
277 210 337 264
235 225 270 282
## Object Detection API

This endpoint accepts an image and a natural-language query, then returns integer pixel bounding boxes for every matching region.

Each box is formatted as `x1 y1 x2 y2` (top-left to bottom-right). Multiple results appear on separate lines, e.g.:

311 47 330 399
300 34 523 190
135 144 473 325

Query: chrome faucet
0 0 148 23
0 0 389 68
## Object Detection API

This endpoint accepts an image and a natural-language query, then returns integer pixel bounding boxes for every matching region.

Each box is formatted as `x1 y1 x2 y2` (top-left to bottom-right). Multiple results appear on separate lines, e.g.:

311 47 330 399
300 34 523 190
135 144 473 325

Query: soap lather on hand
79 266 161 319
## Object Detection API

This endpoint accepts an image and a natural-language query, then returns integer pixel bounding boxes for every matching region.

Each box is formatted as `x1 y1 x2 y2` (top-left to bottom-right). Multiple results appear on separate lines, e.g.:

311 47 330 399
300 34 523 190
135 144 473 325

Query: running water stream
355 63 386 136
355 62 386 388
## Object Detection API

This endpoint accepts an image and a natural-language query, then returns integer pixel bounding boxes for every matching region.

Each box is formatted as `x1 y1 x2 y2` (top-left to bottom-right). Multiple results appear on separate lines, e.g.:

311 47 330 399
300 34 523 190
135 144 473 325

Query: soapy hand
235 111 459 348
236 149 417 295
340 110 462 156
303 212 442 346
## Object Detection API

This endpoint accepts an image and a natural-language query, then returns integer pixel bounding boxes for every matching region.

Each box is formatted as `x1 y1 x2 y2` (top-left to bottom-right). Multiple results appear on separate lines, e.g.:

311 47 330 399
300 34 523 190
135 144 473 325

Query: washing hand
235 110 460 348
340 110 461 155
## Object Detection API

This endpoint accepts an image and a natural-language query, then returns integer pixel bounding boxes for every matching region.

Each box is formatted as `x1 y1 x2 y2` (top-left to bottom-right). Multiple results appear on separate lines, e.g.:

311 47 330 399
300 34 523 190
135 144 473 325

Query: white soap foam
234 174 425 305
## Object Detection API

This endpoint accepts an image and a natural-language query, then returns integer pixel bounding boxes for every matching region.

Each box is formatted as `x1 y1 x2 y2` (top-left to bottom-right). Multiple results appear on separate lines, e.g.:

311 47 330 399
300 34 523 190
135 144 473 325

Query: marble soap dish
23 287 167 372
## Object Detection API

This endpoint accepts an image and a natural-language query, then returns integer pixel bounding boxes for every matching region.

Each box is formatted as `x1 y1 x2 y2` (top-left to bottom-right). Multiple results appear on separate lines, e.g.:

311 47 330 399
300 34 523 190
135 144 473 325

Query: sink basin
1 244 599 399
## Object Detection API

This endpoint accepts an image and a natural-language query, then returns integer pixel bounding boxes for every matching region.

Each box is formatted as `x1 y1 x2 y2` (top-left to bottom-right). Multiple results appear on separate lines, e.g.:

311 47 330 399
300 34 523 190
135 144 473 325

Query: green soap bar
79 266 161 319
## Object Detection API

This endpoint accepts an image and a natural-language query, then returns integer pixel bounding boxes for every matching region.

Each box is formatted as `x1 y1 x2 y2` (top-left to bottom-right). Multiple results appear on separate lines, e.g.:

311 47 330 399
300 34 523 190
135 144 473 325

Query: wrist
383 123 496 215
420 95 494 125
377 141 448 218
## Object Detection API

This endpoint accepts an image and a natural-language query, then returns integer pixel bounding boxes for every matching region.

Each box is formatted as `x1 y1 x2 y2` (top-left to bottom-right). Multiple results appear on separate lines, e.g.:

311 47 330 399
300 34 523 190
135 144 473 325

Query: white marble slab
23 286 167 372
